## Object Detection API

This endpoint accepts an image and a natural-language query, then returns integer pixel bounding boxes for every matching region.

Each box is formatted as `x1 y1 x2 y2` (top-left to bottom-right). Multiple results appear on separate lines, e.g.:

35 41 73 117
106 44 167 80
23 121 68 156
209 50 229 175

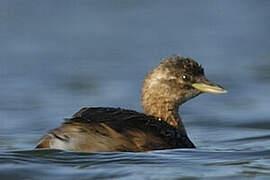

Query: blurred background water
0 0 270 179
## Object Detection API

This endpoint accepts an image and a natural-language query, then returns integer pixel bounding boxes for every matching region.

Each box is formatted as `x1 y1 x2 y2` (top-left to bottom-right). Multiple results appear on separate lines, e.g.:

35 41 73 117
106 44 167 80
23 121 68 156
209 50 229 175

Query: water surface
1 0 270 179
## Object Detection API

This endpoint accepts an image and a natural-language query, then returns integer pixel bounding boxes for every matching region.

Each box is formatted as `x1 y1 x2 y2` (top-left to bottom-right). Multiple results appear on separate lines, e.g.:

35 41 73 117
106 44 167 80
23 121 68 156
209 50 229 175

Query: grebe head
141 56 227 128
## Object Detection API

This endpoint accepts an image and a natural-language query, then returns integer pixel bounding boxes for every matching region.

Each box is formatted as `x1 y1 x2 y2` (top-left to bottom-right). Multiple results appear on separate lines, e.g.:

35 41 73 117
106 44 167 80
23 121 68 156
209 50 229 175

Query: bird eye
182 75 188 80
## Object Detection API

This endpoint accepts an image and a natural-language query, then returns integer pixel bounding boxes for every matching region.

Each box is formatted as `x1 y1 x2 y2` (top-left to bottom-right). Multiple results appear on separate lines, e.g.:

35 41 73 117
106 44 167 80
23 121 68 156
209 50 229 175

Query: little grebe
35 56 227 152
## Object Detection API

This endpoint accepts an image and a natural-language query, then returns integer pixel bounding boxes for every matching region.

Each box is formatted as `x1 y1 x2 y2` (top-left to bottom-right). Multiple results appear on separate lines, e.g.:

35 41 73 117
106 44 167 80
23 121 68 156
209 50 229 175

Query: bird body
36 107 195 152
36 56 227 152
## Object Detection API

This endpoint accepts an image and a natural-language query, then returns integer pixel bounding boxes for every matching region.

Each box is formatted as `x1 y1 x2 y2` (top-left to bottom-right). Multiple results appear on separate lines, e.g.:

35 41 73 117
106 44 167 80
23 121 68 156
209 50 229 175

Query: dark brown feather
69 107 195 148
35 107 195 151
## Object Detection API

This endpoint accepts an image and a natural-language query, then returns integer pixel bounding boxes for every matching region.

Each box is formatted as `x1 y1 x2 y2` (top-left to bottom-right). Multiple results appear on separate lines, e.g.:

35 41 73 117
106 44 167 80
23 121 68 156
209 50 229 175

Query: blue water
1 0 270 179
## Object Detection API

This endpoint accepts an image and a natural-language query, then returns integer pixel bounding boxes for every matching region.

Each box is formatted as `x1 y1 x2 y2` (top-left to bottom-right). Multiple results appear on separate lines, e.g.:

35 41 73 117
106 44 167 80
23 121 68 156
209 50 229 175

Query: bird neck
141 95 187 135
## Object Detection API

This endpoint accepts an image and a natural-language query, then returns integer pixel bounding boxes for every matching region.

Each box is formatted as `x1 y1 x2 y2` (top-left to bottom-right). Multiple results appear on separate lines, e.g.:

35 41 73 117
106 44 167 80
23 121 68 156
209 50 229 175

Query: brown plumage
36 56 227 152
